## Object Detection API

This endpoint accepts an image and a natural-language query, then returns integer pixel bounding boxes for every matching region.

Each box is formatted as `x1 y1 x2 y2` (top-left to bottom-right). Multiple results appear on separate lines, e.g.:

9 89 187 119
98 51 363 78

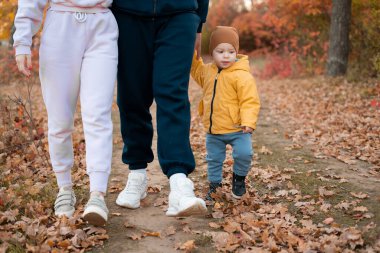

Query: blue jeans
206 131 253 183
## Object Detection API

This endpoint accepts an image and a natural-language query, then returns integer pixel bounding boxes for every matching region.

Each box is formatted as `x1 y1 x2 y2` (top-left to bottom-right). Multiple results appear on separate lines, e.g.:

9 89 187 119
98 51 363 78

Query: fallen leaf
209 222 221 229
163 226 176 236
142 231 161 237
212 211 224 219
350 192 369 199
129 233 142 240
353 206 368 212
179 240 196 252
323 217 334 225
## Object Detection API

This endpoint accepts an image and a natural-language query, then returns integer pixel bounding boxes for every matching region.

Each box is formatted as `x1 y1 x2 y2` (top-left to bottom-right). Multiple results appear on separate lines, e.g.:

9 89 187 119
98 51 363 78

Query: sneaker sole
168 201 207 217
83 206 108 226
231 192 243 199
115 192 147 209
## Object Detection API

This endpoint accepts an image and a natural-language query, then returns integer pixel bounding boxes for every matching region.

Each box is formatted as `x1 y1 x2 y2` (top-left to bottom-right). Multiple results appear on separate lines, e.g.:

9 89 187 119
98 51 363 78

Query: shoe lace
125 175 144 194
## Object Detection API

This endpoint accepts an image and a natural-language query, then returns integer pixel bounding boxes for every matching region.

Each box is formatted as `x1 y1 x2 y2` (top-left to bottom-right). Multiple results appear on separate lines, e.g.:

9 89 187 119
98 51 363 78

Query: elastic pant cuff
89 171 110 193
55 170 72 189
129 163 148 170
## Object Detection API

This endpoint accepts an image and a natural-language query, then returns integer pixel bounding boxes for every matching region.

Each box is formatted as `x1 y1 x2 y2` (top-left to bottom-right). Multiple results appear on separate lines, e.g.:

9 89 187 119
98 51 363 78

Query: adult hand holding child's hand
15 54 32 77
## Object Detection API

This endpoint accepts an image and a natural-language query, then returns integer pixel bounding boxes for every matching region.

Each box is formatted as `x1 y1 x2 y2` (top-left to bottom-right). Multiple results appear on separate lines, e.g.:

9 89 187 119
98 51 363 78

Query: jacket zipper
209 69 222 134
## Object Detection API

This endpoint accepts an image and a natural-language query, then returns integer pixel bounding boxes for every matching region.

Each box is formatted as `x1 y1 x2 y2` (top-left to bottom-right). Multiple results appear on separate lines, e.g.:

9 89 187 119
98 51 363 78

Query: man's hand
194 33 202 60
242 126 254 133
16 54 32 77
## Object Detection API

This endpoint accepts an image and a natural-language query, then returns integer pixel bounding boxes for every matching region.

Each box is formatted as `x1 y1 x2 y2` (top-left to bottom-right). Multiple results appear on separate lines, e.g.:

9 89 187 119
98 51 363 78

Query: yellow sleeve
236 73 261 130
190 53 206 88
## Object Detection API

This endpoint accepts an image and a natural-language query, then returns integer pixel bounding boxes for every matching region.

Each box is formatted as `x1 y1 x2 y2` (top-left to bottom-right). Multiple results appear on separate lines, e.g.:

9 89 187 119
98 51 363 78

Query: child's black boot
232 173 246 199
206 182 222 201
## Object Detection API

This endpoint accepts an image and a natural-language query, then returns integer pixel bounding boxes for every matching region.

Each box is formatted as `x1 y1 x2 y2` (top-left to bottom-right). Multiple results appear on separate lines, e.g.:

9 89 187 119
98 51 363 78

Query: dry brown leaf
350 192 369 199
353 206 368 212
209 232 229 249
59 226 72 236
223 221 240 233
319 187 335 197
320 203 332 213
147 185 162 193
183 225 191 233
212 211 224 219
124 221 135 228
142 231 161 237
163 226 176 236
335 201 351 210
209 222 221 229
57 239 71 249
129 233 142 240
259 146 273 155
85 226 107 235
179 240 196 252
323 217 334 225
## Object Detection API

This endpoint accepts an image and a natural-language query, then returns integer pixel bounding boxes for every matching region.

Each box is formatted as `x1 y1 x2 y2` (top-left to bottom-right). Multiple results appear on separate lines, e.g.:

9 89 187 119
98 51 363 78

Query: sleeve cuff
197 22 203 33
15 45 31 56
241 122 256 130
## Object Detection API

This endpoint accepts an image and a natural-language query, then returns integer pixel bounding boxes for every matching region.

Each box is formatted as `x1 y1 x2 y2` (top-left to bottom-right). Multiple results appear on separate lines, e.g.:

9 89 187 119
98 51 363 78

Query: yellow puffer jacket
191 54 260 134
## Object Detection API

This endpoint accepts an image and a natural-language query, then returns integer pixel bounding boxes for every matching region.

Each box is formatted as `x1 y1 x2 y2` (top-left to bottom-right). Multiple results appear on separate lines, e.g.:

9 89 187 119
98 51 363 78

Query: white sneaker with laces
166 177 207 217
116 172 147 209
54 187 76 218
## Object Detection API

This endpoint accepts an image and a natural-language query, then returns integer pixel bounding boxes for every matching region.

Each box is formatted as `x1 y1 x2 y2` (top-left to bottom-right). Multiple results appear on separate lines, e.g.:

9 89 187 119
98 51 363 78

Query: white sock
90 191 105 199
169 173 187 191
130 168 147 176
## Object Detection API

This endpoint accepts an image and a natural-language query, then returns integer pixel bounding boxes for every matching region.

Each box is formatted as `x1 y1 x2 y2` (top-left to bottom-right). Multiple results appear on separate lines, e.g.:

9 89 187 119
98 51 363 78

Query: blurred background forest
1 0 380 80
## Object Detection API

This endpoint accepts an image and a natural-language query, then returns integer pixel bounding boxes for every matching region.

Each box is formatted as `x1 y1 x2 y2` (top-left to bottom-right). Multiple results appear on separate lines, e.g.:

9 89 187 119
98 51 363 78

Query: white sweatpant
39 8 118 193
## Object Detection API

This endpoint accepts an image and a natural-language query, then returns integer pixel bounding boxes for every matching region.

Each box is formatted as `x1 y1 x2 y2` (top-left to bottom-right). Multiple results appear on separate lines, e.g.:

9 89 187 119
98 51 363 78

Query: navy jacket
112 0 209 32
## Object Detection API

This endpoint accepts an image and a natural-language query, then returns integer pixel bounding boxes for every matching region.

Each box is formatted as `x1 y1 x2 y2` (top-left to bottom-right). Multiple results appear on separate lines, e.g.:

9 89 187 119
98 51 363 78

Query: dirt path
94 92 214 252
96 80 380 252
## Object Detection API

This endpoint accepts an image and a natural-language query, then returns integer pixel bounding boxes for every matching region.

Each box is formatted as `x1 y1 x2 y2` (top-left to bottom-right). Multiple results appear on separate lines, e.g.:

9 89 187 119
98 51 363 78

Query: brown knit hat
209 26 239 55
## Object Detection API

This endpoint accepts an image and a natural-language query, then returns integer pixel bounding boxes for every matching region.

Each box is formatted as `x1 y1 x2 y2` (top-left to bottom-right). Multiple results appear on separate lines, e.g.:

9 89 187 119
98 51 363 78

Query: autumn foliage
207 0 380 78
0 0 17 41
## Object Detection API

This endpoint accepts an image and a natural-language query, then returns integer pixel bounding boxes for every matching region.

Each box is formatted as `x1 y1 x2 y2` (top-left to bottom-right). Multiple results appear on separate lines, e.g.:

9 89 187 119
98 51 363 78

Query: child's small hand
242 126 254 133
15 54 32 77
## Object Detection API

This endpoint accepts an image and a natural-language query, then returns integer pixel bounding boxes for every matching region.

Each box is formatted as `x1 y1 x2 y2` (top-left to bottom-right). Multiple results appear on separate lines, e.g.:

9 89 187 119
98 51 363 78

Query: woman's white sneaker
54 187 76 218
83 195 108 226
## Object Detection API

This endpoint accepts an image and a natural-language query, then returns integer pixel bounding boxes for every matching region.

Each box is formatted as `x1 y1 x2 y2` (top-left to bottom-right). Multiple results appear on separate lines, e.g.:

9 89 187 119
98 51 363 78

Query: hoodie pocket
42 10 54 35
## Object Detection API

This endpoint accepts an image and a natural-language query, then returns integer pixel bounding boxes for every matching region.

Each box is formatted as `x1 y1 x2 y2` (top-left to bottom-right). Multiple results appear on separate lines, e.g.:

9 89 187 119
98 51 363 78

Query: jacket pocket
228 106 240 126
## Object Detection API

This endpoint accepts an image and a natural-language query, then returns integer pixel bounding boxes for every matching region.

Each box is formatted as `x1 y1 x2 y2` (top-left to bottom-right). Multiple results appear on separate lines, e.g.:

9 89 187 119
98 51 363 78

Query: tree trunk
326 0 352 76
9 24 16 48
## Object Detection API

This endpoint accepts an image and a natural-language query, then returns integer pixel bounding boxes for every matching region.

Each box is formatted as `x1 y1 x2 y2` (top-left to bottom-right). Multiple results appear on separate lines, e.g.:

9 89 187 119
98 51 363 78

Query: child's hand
242 126 254 133
15 54 32 77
